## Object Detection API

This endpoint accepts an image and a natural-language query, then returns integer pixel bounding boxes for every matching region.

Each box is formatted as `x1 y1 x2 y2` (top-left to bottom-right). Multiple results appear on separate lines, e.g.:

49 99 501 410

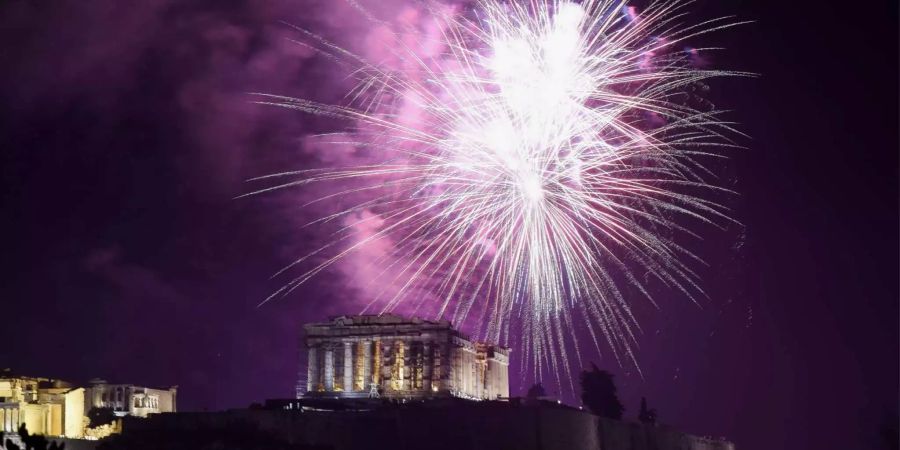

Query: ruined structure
0 374 84 438
0 369 176 440
85 379 177 419
301 315 509 401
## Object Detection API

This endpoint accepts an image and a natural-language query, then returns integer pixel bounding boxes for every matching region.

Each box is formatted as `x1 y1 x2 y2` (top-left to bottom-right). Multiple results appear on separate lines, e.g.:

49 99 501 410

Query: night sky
0 0 896 449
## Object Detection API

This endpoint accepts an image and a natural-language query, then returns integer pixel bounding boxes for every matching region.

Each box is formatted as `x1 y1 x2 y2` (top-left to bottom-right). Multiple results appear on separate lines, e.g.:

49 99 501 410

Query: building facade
0 370 176 439
0 375 84 438
301 315 509 401
85 379 177 419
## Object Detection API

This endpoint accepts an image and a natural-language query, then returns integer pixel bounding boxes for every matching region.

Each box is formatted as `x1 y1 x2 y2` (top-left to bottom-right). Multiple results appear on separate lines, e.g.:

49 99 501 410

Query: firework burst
248 0 748 388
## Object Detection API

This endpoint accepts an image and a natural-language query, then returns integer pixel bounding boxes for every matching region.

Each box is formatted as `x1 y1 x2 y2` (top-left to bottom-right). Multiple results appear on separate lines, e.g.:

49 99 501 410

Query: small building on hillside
85 379 177 419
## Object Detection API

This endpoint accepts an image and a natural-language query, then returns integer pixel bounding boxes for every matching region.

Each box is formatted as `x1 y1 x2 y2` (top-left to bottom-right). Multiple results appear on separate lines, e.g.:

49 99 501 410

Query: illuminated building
300 315 509 400
0 370 176 439
85 379 177 419
0 374 84 438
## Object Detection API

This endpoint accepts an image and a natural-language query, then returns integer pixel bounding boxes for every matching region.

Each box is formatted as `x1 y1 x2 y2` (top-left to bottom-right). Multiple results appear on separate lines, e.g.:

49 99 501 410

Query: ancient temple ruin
300 315 509 401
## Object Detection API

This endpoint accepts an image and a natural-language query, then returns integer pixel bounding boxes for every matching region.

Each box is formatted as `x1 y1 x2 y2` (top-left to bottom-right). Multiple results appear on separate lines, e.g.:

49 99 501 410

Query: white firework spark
249 0 748 388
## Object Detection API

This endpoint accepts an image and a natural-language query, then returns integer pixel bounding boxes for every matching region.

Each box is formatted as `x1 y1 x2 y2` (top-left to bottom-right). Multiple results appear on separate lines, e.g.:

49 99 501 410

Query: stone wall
113 400 733 450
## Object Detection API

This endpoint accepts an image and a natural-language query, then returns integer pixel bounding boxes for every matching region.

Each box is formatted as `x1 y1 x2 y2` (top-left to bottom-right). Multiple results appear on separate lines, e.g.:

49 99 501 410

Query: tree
88 407 117 428
1 423 65 450
526 383 546 400
638 397 658 425
580 363 624 420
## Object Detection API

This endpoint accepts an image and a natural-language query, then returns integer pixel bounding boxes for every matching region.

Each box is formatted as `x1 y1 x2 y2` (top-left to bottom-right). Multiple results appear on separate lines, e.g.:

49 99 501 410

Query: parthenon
300 315 509 401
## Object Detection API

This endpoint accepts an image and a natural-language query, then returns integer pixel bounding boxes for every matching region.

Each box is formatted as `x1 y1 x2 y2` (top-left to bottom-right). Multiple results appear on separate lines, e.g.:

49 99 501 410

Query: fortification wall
117 401 732 450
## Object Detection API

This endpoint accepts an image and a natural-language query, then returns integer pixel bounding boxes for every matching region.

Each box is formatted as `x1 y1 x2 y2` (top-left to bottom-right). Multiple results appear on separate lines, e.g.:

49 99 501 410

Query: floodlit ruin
0 370 176 440
300 315 509 401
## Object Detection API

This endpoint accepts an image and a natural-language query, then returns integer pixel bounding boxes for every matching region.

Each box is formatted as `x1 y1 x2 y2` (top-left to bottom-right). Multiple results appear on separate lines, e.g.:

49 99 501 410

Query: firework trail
247 0 748 388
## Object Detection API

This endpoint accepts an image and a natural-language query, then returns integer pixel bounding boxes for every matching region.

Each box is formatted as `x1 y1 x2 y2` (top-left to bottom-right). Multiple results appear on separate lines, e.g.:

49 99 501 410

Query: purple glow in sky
248 0 751 389
0 0 896 449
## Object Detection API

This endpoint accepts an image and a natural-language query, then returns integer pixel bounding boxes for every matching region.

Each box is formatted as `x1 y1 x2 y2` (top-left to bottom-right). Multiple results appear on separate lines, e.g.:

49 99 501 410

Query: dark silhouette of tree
638 397 658 425
1 424 65 450
87 407 117 428
580 363 624 420
526 383 546 400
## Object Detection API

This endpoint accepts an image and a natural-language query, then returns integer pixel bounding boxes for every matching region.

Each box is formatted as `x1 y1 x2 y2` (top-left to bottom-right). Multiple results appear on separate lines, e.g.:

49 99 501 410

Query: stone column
324 346 334 391
343 341 353 392
362 341 372 386
307 346 319 392
423 342 432 393
502 363 509 398
381 341 391 388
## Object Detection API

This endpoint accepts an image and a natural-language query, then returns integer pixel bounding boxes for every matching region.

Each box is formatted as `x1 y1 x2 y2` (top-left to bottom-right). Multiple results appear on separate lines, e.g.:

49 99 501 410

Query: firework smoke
248 0 748 388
